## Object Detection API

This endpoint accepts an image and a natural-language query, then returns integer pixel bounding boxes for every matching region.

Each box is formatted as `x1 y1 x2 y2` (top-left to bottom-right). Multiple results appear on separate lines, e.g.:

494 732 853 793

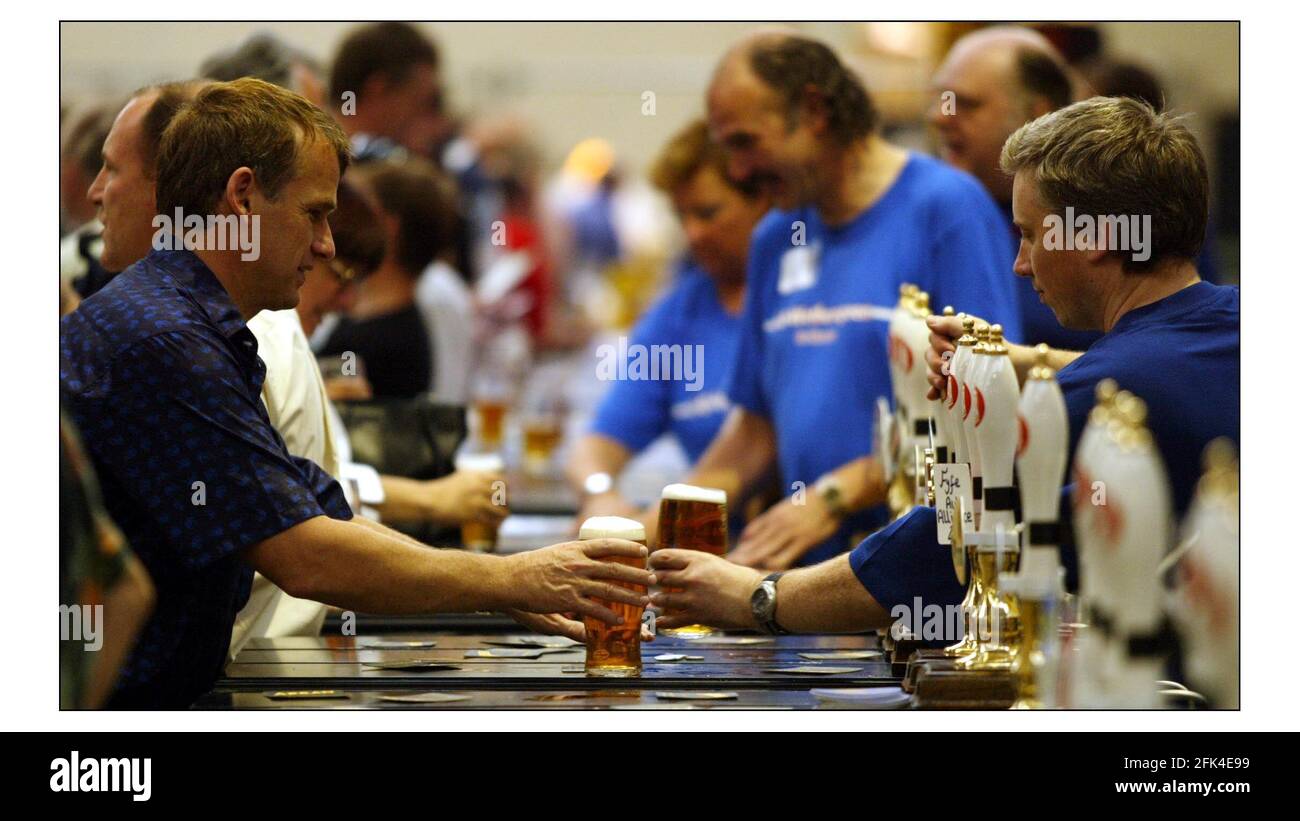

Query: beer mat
358 640 438 650
482 637 579 649
652 654 705 662
764 666 863 675
560 665 587 674
464 649 545 659
810 687 911 708
799 651 883 661
689 636 774 646
363 659 462 671
377 692 472 704
526 692 641 702
653 691 739 701
265 690 350 700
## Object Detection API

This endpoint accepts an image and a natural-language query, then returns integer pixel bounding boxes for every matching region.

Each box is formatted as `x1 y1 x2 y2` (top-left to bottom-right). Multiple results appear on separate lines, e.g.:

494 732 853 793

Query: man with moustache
667 33 1021 572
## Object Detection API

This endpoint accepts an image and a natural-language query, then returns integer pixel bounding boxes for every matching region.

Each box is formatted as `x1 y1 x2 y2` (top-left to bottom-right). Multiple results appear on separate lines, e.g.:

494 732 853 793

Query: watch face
751 582 775 622
584 472 613 495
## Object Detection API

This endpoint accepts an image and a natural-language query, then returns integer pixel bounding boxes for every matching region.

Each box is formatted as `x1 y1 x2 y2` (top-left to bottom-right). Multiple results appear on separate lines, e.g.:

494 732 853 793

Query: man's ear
1028 96 1055 121
801 84 830 136
223 167 256 216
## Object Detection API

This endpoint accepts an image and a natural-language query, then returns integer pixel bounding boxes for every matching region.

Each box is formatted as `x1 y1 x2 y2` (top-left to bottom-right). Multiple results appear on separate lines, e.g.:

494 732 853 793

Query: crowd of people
58 22 1239 708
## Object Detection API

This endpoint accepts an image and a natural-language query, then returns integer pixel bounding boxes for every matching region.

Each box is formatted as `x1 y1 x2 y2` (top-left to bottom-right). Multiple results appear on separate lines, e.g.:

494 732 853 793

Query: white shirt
229 309 344 658
415 260 475 405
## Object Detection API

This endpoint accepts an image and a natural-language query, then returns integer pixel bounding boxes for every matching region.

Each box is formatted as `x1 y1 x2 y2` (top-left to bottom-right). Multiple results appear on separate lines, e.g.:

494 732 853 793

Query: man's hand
649 550 764 631
427 469 507 526
505 609 655 644
924 313 970 401
505 609 586 643
324 374 373 402
502 539 654 626
728 493 839 570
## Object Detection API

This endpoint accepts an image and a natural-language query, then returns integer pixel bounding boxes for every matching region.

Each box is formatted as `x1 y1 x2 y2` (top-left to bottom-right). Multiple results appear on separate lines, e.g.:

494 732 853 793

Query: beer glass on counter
579 516 648 677
455 452 506 553
655 483 728 637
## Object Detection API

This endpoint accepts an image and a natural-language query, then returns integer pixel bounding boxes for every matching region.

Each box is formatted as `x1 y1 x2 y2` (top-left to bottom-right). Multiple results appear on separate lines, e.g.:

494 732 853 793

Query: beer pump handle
1016 344 1069 548
974 325 1020 536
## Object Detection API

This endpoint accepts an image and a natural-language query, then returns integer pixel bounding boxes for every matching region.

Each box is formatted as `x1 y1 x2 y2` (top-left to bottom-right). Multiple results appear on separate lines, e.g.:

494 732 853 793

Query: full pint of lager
455 452 505 552
655 483 728 637
579 515 648 677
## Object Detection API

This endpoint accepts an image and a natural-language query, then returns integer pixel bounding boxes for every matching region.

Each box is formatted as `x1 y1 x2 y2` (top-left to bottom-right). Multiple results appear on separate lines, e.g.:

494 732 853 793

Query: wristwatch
813 474 849 519
582 471 613 497
750 572 789 635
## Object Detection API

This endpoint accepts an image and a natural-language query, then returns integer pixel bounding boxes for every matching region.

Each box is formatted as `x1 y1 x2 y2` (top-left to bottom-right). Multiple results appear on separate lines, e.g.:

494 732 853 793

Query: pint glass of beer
578 515 648 677
655 484 728 638
455 452 506 553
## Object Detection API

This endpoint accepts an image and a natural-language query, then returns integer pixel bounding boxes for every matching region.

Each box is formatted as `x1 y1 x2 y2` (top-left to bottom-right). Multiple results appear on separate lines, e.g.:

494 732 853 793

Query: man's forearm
686 408 776 503
246 516 516 616
1009 342 1083 384
374 475 434 524
565 434 632 495
777 554 888 633
823 455 887 515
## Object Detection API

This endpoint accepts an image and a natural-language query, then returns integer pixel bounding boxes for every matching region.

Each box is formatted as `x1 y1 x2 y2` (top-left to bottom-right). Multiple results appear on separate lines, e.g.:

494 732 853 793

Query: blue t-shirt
60 248 353 708
728 153 1021 565
851 281 1239 611
590 261 741 463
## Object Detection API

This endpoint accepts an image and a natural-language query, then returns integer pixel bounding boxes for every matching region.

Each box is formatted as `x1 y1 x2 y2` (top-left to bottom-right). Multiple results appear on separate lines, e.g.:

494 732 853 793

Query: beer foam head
455 452 505 472
579 515 646 541
659 483 726 505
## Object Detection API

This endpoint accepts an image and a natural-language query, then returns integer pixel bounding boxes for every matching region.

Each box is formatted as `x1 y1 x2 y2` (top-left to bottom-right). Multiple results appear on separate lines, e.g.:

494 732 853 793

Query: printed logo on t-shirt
777 242 820 294
671 391 731 421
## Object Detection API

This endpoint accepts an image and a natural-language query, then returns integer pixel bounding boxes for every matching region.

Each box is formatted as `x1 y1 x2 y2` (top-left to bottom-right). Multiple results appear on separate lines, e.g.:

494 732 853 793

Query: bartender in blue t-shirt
567 120 770 524
649 96 1239 637
656 33 1020 571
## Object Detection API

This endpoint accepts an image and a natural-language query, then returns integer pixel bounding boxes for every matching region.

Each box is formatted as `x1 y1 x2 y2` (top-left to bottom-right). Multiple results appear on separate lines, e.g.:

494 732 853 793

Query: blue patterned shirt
60 248 352 707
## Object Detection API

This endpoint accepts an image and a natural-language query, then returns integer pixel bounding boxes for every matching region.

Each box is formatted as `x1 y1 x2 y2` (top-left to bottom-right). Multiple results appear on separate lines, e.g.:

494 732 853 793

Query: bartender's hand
729 493 839 570
650 550 763 631
426 469 507 526
503 539 654 626
924 313 970 401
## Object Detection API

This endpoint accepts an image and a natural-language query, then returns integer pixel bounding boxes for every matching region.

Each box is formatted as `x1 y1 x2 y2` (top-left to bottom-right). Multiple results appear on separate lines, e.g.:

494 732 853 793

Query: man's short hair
649 118 762 199
329 22 438 104
135 80 209 180
747 35 877 144
356 158 459 275
155 78 351 216
331 177 387 277
61 102 118 177
200 32 321 90
1001 96 1208 273
1015 47 1074 111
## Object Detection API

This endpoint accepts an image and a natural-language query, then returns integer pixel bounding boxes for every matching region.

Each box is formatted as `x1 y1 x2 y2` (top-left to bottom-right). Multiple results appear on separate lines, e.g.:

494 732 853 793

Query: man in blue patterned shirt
60 78 652 707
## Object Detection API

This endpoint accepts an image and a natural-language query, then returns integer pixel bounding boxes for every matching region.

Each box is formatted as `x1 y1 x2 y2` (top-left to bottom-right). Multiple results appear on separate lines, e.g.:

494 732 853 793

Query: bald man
668 33 1020 572
927 26 1099 351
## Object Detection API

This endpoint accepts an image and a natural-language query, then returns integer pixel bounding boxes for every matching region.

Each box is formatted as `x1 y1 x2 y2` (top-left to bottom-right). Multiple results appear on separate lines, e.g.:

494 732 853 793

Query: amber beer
455 452 505 553
655 484 728 637
521 415 562 475
579 516 648 677
474 399 508 450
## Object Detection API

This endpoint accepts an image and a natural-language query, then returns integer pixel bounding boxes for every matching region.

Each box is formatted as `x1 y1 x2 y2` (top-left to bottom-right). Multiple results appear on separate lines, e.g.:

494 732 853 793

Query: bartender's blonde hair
1001 95 1208 273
